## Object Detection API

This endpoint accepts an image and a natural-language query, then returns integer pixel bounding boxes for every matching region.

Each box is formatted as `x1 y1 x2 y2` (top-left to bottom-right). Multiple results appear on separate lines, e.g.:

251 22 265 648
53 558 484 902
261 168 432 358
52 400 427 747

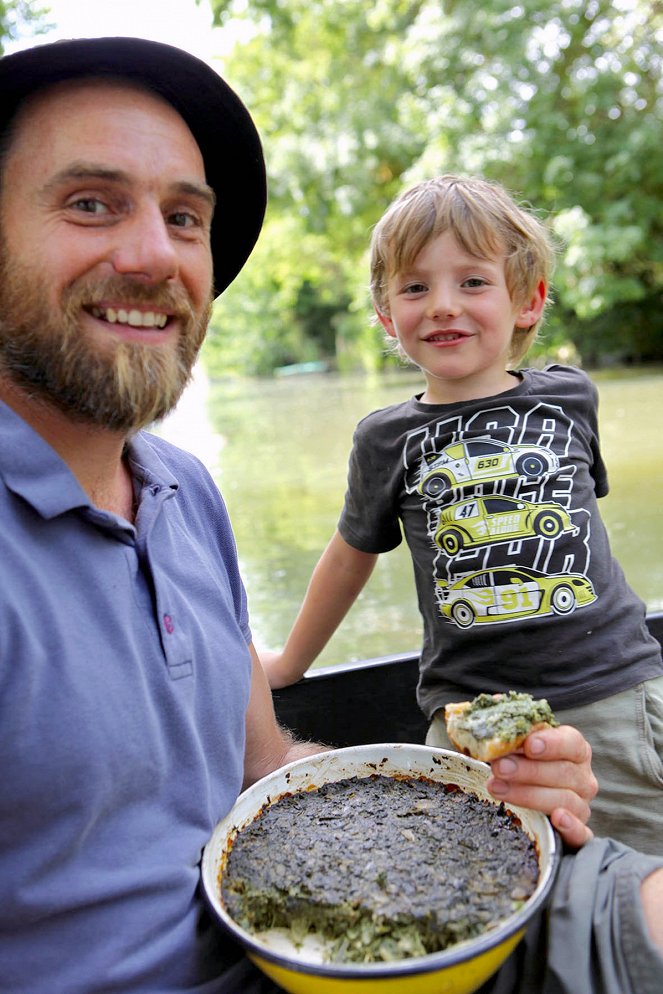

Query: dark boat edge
273 611 663 749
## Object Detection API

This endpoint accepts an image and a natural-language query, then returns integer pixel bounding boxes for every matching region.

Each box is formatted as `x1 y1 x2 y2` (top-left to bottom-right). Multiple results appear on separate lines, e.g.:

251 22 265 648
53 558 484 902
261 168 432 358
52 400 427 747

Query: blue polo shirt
0 400 253 993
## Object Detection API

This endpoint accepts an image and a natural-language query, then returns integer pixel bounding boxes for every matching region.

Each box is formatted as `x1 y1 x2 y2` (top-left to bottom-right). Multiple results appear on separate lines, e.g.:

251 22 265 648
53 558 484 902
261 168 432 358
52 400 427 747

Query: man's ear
515 279 547 328
376 308 397 338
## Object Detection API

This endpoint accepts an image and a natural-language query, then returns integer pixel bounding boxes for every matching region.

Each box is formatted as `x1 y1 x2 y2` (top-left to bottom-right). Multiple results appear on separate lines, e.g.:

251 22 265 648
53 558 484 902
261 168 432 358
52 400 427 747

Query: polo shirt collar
0 399 179 520
0 399 89 518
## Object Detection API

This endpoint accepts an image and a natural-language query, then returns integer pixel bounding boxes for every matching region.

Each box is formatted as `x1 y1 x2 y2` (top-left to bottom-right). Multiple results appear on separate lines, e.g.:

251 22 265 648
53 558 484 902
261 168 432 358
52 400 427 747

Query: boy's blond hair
369 174 555 365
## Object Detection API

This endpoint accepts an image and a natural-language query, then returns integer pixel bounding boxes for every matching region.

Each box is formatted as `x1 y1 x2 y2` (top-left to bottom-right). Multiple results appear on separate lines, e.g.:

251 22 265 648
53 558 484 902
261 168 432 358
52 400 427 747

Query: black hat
0 36 267 297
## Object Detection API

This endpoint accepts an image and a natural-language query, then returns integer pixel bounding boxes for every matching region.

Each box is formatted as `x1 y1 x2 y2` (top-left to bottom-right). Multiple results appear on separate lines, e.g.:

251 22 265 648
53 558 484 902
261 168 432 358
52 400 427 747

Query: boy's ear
376 309 397 338
515 279 547 328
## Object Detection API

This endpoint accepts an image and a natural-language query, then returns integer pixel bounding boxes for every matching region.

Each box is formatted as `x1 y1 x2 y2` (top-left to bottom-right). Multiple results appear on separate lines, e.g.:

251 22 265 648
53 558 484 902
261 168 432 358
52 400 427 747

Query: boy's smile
378 231 545 405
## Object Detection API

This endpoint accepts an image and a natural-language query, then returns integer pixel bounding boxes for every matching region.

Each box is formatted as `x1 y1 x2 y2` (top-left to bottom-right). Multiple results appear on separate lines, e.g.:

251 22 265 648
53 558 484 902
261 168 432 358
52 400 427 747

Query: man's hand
486 724 598 849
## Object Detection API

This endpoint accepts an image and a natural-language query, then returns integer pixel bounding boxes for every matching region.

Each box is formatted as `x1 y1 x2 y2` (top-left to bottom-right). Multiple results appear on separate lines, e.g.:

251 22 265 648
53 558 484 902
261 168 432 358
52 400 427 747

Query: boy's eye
403 282 428 294
462 276 489 288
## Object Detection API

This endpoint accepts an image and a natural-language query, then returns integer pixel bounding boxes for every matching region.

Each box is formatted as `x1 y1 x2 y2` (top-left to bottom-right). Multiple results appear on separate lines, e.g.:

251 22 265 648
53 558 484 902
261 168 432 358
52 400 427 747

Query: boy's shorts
426 676 663 856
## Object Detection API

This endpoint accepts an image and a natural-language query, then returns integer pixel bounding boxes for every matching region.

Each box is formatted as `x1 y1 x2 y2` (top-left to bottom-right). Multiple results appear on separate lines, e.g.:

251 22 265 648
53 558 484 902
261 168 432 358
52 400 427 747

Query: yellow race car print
434 495 579 555
436 566 596 628
419 438 560 499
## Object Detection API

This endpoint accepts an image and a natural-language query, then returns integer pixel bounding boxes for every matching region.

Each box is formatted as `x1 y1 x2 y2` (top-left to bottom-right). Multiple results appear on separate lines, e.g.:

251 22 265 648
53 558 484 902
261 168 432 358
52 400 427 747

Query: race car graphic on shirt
434 494 579 555
435 566 597 628
400 397 599 629
418 438 560 499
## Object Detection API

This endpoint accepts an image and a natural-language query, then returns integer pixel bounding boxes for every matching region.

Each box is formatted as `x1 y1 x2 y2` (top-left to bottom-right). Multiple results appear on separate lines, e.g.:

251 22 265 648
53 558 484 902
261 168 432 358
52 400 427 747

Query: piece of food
445 692 559 762
221 773 539 964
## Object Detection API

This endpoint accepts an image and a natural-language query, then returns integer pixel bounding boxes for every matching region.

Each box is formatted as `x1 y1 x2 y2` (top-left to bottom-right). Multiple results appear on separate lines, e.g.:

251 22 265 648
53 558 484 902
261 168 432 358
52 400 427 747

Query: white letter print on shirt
403 401 597 629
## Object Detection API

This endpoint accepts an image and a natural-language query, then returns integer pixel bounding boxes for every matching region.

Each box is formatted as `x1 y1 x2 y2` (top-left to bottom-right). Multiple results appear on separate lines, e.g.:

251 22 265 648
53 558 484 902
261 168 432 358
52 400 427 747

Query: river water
158 365 663 669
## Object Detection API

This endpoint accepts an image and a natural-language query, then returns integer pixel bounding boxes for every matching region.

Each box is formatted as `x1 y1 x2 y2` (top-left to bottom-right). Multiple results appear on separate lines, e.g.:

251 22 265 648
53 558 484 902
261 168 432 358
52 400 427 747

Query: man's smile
88 305 170 329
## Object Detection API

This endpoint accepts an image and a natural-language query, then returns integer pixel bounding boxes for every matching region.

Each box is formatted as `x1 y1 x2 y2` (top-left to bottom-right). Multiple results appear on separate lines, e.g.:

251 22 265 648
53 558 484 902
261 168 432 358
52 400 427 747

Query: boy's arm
260 529 378 688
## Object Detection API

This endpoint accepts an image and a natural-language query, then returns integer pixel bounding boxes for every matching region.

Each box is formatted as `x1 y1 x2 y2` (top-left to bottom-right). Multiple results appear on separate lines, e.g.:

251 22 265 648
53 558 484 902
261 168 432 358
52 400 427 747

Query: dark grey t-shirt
338 365 662 716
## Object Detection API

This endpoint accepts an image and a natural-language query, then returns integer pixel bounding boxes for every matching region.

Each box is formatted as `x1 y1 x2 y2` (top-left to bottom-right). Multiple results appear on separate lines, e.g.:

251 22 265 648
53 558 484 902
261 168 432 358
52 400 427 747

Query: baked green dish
222 773 538 964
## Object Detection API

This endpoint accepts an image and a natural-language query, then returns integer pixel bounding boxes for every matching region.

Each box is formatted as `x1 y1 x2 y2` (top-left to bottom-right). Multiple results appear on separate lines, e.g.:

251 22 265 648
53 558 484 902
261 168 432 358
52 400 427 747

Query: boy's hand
256 648 287 688
486 725 598 849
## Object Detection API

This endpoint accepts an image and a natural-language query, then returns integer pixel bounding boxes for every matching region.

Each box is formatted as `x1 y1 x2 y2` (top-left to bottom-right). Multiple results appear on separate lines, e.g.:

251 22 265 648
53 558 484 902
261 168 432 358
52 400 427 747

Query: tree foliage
0 1 51 52
205 0 662 372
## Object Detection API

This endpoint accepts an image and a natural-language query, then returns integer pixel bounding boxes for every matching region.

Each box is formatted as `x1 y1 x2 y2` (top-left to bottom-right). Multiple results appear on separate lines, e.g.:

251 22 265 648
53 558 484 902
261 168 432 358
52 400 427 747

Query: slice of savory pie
445 691 559 762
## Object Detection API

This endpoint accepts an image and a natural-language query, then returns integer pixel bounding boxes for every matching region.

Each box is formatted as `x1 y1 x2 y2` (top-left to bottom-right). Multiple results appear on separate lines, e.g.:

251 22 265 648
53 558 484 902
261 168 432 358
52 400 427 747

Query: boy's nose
427 285 461 319
110 206 179 284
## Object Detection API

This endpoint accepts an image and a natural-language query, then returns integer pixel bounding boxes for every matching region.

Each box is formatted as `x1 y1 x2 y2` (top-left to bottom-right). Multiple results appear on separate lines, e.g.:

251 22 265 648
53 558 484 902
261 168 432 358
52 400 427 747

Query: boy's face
377 231 545 404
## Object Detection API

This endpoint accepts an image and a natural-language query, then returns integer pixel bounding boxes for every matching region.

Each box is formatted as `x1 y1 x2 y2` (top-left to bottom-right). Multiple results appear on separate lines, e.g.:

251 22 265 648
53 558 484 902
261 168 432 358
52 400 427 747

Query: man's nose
110 206 179 283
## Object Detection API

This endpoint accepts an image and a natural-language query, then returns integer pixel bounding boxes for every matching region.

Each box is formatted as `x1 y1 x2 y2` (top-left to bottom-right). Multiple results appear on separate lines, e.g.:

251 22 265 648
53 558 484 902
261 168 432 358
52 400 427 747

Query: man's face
0 79 215 431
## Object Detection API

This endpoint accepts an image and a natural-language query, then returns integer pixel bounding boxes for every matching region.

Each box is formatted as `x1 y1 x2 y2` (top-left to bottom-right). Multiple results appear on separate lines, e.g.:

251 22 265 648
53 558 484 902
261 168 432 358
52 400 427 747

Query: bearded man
0 35 659 994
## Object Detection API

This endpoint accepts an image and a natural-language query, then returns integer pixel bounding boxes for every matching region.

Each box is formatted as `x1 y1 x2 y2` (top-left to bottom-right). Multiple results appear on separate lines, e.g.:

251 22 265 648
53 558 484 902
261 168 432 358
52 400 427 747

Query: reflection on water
159 366 663 668
158 364 223 476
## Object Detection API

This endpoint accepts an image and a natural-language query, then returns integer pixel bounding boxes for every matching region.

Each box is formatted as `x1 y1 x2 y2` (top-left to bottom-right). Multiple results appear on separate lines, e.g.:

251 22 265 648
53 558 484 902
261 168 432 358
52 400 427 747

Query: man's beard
0 252 212 433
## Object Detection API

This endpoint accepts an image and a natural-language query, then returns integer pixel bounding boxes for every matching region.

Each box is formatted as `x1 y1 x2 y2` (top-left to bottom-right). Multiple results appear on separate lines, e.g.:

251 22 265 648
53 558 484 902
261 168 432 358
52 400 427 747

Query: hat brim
0 36 267 297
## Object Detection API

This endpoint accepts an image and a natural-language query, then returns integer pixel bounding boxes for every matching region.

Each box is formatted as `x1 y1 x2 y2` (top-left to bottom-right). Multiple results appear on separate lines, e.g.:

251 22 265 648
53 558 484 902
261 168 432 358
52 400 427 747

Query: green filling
461 692 559 743
233 895 488 963
222 775 539 964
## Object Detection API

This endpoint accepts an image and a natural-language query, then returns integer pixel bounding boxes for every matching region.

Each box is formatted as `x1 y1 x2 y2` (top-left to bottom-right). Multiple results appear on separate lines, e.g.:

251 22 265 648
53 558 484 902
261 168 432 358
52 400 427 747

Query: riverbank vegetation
205 0 662 376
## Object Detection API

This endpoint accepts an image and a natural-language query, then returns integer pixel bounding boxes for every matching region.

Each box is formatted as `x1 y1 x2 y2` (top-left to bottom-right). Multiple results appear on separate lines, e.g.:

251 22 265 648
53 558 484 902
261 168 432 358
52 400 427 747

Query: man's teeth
91 306 168 329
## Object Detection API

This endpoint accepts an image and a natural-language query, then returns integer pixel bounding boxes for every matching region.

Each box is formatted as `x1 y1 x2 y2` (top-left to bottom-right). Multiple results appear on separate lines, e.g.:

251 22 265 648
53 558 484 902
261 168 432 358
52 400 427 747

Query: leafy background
206 0 662 375
4 0 662 376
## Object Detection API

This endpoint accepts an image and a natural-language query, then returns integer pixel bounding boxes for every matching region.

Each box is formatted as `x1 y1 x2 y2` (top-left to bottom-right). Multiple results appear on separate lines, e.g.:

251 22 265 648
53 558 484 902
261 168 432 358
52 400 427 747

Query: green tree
0 1 51 52
208 0 428 372
206 0 662 373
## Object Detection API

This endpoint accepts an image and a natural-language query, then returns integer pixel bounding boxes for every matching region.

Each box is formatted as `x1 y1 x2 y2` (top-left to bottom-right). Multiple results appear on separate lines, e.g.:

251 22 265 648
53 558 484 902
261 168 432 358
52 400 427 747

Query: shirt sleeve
337 421 404 554
484 838 663 994
585 373 609 498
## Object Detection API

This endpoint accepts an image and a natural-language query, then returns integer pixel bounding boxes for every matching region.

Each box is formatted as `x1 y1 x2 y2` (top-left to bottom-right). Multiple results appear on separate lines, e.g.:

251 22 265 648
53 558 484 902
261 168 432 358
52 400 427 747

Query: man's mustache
63 275 197 317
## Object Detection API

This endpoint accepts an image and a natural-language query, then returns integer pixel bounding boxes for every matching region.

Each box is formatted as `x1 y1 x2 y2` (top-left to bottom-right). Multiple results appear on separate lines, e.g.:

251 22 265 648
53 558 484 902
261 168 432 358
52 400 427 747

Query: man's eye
70 197 108 214
169 211 200 229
